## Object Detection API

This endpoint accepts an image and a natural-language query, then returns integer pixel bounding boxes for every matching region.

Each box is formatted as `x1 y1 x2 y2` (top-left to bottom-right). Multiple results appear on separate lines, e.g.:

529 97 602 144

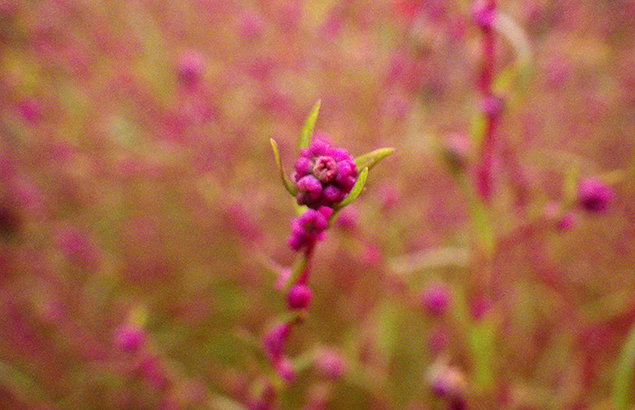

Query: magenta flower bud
577 177 614 214
297 175 323 204
308 139 331 157
275 357 296 383
329 147 351 162
114 324 146 353
314 347 346 380
320 185 341 204
291 138 359 209
556 212 577 231
420 282 452 316
287 284 312 309
471 0 496 29
287 208 329 251
262 322 290 363
176 50 205 88
294 157 313 175
335 160 355 180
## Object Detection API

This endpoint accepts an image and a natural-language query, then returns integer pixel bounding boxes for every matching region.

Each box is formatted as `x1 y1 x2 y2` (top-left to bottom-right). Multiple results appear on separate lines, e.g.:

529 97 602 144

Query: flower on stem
287 206 332 251
420 282 452 317
113 323 146 353
176 50 205 89
287 283 313 310
293 137 358 209
471 0 497 30
577 177 614 214
262 322 291 364
313 347 347 380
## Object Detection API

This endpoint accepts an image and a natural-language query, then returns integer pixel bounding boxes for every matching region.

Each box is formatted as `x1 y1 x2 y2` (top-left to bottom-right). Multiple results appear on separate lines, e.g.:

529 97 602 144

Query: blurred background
1 0 635 409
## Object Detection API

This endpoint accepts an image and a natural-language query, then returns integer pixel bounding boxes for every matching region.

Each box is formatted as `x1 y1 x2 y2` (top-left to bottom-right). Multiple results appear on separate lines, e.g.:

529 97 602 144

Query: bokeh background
1 0 635 409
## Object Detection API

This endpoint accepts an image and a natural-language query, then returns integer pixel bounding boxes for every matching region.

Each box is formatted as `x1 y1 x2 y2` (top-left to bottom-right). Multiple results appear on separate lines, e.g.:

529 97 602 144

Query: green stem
613 321 635 410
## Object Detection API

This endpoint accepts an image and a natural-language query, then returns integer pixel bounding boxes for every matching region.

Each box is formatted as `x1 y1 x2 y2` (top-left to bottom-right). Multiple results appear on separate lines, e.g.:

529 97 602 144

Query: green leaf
335 167 368 209
353 148 394 172
270 138 298 196
298 100 321 151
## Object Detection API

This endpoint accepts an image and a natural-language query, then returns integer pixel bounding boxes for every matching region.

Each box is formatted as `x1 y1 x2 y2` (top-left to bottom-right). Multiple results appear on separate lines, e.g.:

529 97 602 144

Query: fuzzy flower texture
287 137 357 251
292 137 358 209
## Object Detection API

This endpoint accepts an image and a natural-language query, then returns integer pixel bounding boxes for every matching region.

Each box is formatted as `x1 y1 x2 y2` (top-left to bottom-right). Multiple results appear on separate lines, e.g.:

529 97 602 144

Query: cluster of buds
271 101 393 256
287 206 331 251
292 137 358 209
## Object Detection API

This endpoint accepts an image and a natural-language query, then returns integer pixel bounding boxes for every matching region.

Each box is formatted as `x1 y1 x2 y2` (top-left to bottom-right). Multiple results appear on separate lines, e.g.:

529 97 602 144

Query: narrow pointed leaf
270 138 298 196
336 167 368 209
298 100 321 150
354 148 394 172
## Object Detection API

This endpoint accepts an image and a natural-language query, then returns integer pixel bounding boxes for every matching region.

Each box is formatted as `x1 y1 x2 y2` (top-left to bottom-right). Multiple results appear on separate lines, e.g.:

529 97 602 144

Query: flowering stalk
472 0 500 202
256 101 393 407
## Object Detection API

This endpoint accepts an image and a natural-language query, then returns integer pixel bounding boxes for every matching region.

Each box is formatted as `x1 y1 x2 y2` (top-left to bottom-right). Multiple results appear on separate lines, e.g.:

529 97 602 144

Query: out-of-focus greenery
0 0 634 409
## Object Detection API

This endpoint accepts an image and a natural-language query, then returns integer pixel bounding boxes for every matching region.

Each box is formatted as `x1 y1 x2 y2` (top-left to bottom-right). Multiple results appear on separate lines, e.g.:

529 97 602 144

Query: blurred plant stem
613 320 635 410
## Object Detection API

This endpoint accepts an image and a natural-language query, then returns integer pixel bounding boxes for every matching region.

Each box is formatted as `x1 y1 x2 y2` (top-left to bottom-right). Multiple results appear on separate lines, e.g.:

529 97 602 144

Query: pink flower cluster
292 138 358 209
287 206 332 251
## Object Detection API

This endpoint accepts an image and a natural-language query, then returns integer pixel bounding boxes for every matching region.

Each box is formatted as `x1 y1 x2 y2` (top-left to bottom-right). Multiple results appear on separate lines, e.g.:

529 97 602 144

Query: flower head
292 138 358 209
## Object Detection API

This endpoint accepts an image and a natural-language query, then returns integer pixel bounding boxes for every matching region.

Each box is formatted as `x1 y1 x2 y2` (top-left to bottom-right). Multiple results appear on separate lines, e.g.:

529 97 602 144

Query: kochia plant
251 101 393 408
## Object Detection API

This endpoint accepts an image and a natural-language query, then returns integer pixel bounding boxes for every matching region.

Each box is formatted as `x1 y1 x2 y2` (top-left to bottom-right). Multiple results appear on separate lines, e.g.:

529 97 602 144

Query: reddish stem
474 0 499 202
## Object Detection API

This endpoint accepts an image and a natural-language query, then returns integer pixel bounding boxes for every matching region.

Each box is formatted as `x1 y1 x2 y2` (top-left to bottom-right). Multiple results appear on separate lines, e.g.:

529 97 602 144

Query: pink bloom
292 138 358 209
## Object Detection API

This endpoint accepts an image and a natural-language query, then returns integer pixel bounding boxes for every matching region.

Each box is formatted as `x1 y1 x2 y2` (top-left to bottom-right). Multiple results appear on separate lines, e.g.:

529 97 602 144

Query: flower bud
420 282 451 317
287 284 312 310
314 347 346 380
114 324 146 353
577 177 614 214
262 322 290 363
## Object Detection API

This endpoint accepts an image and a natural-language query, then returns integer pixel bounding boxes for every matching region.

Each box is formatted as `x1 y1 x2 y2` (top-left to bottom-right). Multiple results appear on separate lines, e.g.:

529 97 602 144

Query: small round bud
262 322 290 362
276 356 296 383
114 324 145 353
287 284 312 310
577 177 614 214
471 0 496 29
176 50 205 88
420 282 452 317
314 347 346 380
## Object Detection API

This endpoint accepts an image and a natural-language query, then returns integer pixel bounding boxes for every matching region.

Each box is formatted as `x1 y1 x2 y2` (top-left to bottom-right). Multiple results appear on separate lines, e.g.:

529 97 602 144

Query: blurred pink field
1 0 635 409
